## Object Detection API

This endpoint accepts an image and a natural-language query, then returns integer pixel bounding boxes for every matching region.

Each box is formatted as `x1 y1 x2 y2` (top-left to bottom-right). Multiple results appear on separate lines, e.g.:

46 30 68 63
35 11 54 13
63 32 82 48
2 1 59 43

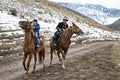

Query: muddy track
0 41 118 80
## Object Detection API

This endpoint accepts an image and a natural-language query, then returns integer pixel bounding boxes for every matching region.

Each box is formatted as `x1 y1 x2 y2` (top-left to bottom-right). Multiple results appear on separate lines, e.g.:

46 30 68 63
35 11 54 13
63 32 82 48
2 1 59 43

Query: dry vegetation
0 0 120 79
12 41 120 80
0 32 23 56
17 0 112 31
38 0 111 31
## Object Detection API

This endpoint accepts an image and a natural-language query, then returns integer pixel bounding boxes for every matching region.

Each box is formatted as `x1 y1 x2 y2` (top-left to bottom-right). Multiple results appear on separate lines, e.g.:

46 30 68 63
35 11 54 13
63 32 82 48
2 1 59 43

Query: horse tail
38 35 45 64
38 49 45 64
41 35 45 45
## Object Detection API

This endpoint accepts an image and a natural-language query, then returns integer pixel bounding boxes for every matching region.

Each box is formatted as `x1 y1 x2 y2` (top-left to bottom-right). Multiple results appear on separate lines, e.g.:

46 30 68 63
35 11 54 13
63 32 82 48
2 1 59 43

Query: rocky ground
0 41 120 80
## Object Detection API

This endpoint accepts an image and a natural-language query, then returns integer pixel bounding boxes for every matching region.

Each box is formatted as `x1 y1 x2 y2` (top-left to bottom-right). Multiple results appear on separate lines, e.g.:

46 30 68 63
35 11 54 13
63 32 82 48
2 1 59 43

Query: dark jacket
56 22 68 31
33 24 40 32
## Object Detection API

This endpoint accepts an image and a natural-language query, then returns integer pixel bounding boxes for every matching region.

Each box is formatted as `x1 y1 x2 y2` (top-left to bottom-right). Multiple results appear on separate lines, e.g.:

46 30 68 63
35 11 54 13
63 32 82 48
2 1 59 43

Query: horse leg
61 54 65 69
50 47 53 66
23 53 27 71
32 52 37 73
26 54 32 74
42 49 45 67
57 51 62 64
61 49 68 69
63 50 68 60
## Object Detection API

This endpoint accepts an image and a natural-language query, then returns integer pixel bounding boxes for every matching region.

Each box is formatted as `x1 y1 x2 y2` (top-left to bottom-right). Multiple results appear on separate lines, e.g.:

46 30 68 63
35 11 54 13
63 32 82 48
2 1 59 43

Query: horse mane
72 22 77 27
62 27 73 36
30 25 34 36
40 35 45 45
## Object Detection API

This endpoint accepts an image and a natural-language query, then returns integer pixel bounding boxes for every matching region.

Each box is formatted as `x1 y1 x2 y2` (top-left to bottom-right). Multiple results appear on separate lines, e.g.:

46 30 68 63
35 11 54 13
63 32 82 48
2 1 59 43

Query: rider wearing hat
54 16 69 46
56 16 68 32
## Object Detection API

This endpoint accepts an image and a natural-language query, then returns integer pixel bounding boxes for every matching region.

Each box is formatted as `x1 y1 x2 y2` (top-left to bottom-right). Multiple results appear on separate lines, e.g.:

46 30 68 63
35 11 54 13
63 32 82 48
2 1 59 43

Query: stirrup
54 43 57 46
36 45 39 48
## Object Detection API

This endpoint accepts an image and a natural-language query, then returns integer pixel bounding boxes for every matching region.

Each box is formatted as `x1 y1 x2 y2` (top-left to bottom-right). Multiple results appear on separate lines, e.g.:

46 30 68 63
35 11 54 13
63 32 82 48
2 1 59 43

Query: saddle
53 31 62 46
38 37 43 45
34 33 43 48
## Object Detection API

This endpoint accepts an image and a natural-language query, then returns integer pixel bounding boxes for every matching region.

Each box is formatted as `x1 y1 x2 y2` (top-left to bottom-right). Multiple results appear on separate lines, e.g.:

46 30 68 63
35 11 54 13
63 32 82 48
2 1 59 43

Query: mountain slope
0 0 120 43
107 18 120 30
0 0 111 31
59 2 120 25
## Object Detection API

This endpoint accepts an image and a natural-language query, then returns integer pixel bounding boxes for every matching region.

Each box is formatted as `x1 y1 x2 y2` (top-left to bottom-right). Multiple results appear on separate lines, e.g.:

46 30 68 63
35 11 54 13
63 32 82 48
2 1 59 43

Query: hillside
0 0 111 30
59 2 120 25
107 18 120 31
1 1 120 80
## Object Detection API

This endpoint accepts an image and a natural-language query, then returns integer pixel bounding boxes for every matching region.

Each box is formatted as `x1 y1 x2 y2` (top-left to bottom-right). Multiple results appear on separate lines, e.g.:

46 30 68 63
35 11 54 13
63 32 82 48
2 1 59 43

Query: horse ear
72 22 75 26
72 22 77 27
70 26 72 28
18 21 21 24
30 21 33 24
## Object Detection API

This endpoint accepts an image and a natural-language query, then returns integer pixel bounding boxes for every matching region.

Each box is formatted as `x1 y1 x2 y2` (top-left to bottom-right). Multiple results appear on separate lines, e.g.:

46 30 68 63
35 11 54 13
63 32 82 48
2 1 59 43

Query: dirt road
0 41 118 80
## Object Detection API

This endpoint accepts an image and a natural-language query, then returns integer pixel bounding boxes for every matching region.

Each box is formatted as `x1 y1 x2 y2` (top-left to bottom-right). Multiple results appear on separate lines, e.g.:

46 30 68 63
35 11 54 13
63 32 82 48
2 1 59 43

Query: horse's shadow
16 64 65 80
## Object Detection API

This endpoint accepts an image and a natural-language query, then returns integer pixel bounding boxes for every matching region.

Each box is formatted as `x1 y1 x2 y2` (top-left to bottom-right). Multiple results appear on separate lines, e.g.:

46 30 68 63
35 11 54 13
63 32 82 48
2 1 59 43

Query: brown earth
0 41 120 80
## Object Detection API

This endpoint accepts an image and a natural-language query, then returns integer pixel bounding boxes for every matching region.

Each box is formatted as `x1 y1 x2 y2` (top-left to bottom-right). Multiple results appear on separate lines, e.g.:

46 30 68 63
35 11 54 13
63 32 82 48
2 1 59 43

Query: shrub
76 18 80 22
39 17 42 20
1 33 8 37
44 20 48 23
38 11 43 14
10 8 17 16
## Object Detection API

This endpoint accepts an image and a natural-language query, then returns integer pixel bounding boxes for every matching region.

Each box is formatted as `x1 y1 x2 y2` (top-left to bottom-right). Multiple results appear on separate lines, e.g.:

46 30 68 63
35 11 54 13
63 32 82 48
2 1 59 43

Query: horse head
70 22 84 35
19 20 32 30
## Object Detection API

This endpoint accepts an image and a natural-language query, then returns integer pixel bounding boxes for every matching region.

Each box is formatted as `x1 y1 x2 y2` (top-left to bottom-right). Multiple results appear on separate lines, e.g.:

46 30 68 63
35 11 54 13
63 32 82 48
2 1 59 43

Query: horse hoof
26 69 29 74
24 68 27 71
58 62 61 65
63 67 66 69
49 65 52 67
32 71 35 73
26 72 28 75
43 65 46 68
62 65 66 69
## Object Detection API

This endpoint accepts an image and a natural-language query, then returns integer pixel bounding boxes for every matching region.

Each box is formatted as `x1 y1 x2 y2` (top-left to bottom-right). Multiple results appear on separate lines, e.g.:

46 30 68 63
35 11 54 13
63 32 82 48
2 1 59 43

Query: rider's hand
58 28 61 32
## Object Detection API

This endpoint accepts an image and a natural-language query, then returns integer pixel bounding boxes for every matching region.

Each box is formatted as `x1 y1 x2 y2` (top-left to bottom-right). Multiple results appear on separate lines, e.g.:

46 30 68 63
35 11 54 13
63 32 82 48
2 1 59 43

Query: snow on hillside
0 11 20 30
73 22 120 43
59 2 120 25
0 0 120 44
0 9 120 42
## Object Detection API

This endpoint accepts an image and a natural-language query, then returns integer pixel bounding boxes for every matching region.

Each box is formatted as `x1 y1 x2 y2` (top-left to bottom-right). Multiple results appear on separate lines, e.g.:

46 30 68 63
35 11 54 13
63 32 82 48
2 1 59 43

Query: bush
44 20 48 23
10 8 17 16
38 11 43 14
1 33 8 37
39 17 42 20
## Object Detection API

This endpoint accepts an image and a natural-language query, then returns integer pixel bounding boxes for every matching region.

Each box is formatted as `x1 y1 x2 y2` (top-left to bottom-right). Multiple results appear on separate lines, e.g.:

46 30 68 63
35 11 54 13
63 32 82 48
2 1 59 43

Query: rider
32 19 40 48
54 16 68 46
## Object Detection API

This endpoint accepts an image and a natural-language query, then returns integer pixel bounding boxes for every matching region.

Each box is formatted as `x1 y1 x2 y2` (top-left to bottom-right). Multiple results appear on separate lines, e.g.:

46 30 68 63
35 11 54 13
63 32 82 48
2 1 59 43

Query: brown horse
50 22 83 68
19 20 45 74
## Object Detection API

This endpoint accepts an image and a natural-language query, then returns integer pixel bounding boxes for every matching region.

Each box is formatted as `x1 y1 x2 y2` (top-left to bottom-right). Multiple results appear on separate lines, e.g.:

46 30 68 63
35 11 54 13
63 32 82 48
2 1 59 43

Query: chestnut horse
19 20 45 74
50 22 83 68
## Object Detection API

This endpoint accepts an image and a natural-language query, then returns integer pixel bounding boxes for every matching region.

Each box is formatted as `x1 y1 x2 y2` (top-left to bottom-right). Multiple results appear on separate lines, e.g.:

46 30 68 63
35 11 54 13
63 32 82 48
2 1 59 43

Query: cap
33 19 38 23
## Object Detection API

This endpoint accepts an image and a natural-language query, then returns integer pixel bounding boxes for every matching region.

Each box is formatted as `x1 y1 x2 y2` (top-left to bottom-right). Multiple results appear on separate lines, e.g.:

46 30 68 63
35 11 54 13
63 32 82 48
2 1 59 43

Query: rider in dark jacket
54 16 68 46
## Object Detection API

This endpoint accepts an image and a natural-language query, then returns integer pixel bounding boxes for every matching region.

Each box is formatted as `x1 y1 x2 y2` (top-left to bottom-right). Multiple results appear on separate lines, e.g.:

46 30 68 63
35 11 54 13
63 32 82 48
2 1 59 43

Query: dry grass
18 0 112 31
0 34 24 39
13 42 120 80
0 53 23 65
